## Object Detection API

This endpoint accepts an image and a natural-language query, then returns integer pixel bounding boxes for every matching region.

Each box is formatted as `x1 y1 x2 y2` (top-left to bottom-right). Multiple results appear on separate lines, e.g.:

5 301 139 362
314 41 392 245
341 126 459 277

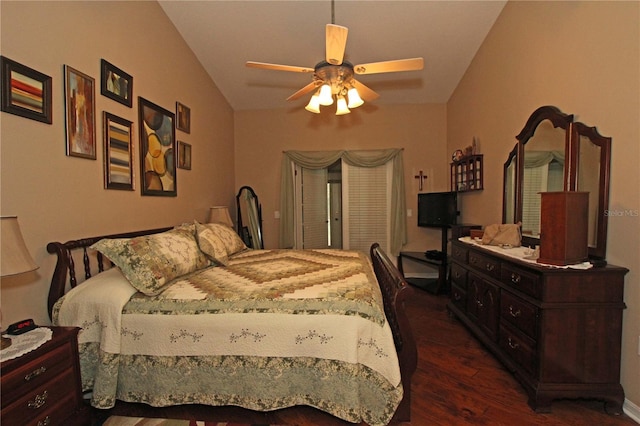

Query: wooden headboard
46 226 172 319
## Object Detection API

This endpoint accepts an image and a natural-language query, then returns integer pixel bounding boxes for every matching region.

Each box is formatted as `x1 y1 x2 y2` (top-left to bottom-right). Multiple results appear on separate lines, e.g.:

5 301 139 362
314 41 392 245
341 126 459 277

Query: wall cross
415 170 427 191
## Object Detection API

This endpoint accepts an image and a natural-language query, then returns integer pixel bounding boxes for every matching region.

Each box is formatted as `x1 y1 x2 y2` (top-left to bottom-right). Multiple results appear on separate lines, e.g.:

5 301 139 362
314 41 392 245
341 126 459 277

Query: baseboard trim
624 398 640 424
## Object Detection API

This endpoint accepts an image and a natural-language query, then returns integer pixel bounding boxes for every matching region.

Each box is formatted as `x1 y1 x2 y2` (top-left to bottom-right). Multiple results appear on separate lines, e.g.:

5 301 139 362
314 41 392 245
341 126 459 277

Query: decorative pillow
195 221 247 256
91 226 209 296
195 225 229 266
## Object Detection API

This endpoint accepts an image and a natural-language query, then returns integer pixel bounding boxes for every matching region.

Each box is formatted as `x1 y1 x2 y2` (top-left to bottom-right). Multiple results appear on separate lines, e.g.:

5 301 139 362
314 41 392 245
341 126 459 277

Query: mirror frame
236 185 264 249
502 143 519 224
505 105 612 262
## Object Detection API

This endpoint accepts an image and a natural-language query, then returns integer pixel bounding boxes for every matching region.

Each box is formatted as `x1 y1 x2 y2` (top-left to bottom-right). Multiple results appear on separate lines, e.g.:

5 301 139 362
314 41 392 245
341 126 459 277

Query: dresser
447 239 628 414
1 327 91 426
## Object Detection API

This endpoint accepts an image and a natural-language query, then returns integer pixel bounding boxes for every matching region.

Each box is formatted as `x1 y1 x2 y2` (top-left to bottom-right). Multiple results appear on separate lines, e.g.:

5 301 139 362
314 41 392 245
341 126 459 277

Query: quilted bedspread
54 249 402 426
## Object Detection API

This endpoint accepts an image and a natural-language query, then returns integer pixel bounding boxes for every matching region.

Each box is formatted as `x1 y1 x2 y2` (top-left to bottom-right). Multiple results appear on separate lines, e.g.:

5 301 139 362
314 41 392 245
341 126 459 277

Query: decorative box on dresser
447 238 628 414
1 327 91 426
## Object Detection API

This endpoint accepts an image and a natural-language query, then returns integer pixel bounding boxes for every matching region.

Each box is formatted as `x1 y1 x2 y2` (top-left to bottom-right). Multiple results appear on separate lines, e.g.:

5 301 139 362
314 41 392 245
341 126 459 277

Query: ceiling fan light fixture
335 95 350 115
347 87 364 109
318 84 334 106
305 94 321 113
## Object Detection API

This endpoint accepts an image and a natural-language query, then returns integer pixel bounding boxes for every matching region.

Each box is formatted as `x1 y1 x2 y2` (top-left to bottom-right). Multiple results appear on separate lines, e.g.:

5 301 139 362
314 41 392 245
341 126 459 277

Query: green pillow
91 225 209 296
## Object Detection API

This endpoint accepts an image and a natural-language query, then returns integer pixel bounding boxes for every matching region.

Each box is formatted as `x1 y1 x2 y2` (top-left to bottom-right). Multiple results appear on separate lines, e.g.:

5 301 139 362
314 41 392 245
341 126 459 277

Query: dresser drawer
468 251 501 279
499 323 536 376
1 342 74 408
450 283 467 312
450 263 468 289
451 244 468 263
501 291 538 339
501 263 540 298
1 368 78 426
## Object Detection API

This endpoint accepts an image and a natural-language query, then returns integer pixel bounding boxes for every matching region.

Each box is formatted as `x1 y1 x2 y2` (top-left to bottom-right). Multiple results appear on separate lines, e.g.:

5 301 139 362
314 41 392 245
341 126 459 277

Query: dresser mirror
502 143 518 224
236 186 264 249
504 106 612 262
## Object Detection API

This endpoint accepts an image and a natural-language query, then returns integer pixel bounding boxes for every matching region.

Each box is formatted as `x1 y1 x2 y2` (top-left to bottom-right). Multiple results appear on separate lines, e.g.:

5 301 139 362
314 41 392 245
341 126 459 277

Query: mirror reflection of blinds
522 161 563 236
301 167 329 248
344 163 389 253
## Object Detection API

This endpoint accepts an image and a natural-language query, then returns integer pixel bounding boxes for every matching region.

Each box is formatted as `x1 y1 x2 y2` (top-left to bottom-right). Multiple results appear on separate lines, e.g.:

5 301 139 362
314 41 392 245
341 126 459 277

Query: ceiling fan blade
353 80 380 102
354 58 424 75
246 61 314 73
326 24 348 65
286 82 318 101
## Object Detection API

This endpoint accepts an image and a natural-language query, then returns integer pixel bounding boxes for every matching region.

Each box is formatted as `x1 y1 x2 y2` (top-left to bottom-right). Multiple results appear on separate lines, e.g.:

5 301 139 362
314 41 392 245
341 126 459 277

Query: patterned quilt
54 249 402 426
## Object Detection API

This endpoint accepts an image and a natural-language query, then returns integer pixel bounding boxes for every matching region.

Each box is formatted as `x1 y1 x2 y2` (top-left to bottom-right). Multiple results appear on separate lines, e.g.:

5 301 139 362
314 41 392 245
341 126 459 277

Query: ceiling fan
246 4 424 115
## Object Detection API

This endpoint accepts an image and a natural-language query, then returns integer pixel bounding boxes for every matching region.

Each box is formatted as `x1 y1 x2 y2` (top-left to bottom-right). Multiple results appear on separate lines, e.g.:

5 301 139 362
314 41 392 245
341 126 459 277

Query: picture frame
178 141 192 170
64 65 96 159
103 112 134 190
0 56 52 124
138 97 177 196
100 59 133 107
176 101 191 133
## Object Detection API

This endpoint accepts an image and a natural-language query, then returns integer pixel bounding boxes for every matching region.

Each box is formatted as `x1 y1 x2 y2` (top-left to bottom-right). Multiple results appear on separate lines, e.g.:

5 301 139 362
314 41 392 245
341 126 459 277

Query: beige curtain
279 149 407 256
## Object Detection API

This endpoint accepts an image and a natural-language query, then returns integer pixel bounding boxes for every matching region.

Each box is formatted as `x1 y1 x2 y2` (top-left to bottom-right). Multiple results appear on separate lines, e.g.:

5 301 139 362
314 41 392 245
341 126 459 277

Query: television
418 191 458 227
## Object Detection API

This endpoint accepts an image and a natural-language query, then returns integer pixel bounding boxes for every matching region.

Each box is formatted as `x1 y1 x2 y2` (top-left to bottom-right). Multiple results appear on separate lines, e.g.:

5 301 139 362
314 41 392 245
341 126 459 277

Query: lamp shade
1 216 38 277
305 94 321 114
335 96 350 115
347 87 364 109
208 206 233 227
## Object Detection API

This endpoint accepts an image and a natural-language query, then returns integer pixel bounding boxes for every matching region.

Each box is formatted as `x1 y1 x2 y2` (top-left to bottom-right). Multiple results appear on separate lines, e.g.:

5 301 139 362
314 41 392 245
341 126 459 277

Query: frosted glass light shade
347 87 364 108
305 94 321 113
335 96 350 115
318 84 334 106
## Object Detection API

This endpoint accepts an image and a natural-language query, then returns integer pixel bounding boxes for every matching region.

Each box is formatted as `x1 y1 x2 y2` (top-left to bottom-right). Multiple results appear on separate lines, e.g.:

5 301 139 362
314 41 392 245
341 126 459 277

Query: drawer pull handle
511 273 521 284
453 292 461 301
508 338 519 350
454 271 461 278
509 305 521 318
37 416 51 426
476 300 484 308
25 366 47 381
28 390 48 409
486 263 495 271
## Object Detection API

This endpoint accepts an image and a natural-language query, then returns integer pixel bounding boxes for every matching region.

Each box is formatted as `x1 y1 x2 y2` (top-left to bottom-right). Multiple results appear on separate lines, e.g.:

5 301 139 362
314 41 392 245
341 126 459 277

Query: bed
47 223 417 425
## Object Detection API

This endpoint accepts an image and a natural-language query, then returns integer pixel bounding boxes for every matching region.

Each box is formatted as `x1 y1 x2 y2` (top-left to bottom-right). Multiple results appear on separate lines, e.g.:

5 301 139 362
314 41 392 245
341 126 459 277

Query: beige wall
234 103 450 253
0 1 235 326
448 1 640 412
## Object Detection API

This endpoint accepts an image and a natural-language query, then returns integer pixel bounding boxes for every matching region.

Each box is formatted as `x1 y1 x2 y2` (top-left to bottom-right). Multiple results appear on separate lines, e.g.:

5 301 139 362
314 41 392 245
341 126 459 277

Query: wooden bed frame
46 229 417 423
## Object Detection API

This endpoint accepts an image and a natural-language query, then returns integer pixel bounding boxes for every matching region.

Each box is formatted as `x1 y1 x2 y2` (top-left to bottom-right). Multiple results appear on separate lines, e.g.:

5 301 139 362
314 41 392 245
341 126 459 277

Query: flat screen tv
418 191 458 227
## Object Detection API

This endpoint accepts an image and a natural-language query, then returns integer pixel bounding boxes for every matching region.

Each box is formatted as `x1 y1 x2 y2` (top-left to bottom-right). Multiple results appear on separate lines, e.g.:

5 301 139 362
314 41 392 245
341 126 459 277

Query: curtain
279 149 407 256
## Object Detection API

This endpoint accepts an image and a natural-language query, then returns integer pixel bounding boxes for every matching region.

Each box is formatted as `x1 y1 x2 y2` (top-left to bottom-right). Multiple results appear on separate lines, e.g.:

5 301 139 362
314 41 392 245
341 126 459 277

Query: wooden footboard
370 243 418 423
46 226 172 319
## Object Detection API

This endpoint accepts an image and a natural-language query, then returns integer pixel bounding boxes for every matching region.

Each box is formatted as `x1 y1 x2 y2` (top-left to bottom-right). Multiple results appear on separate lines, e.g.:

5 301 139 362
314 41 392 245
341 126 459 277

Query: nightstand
1 327 91 426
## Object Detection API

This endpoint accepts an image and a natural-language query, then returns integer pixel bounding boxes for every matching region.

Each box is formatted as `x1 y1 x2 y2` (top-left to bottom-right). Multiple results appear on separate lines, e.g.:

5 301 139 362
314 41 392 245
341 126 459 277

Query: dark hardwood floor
94 287 637 425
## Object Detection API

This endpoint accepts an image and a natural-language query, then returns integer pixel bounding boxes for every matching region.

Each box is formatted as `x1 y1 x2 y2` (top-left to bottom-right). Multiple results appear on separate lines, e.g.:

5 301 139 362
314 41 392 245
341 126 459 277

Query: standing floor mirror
236 186 264 249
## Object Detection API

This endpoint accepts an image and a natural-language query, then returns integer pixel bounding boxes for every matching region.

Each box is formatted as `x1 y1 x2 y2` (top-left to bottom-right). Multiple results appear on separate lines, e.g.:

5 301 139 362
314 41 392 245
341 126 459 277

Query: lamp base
1 335 11 350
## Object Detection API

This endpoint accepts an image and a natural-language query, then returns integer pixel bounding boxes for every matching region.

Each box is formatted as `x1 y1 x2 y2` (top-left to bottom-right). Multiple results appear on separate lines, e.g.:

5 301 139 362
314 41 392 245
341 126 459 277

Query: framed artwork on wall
0 56 52 124
178 141 192 170
100 59 133 107
138 97 176 196
176 101 191 133
64 65 96 159
103 112 134 190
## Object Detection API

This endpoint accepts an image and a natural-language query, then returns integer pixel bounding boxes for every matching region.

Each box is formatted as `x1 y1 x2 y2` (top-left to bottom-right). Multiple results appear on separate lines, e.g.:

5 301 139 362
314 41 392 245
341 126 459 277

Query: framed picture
178 141 192 170
176 101 191 133
138 97 176 196
0 56 52 124
100 59 133 107
103 112 134 190
64 65 96 159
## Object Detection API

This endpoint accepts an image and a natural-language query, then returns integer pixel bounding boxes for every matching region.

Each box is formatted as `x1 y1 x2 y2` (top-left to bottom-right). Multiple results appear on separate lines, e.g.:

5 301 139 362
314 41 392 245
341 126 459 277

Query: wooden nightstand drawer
1 342 74 408
1 368 78 426
1 327 90 426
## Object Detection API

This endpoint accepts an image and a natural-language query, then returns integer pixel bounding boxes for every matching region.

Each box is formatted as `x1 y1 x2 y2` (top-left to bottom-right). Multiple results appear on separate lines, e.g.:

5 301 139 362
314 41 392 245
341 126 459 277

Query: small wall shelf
451 154 483 192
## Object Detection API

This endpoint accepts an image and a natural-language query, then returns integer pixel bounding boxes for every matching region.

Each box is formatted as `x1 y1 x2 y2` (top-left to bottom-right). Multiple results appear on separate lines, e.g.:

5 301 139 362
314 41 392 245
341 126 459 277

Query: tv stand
398 224 481 294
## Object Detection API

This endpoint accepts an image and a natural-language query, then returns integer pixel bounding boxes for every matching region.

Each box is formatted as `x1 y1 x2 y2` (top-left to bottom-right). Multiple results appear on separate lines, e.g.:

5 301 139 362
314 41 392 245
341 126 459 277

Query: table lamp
1 216 39 349
208 206 233 228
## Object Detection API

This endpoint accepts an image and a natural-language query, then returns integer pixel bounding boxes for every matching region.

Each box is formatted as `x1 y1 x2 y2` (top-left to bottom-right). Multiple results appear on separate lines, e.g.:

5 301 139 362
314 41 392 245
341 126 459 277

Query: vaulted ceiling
159 1 506 111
